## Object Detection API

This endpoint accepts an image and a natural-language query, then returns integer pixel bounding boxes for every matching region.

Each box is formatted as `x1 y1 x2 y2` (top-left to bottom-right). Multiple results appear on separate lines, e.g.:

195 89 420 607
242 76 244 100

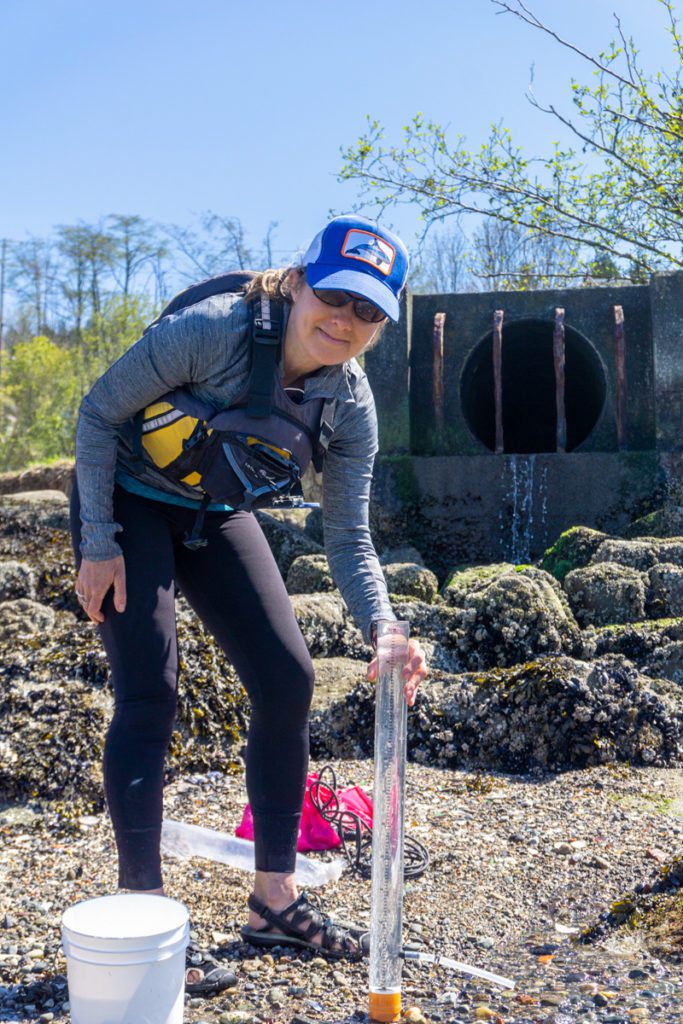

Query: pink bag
235 772 373 852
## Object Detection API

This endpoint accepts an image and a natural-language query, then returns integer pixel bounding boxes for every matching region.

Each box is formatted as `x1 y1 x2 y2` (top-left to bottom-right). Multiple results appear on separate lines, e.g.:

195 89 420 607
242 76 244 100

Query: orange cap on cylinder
369 991 402 1022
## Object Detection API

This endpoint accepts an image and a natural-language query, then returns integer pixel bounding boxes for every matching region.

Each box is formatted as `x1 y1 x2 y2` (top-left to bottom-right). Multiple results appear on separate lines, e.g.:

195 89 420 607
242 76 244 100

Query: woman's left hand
367 637 428 707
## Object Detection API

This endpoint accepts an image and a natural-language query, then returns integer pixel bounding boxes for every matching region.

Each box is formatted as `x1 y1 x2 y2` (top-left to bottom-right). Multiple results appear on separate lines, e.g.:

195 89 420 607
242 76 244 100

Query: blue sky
1 0 678 262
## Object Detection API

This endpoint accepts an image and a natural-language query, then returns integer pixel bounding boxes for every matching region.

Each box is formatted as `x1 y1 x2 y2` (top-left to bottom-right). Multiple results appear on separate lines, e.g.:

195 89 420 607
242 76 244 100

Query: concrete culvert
461 318 606 453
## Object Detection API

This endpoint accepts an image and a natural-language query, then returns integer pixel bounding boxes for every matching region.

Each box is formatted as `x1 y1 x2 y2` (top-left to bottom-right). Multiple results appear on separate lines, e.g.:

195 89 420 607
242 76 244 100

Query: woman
71 214 428 980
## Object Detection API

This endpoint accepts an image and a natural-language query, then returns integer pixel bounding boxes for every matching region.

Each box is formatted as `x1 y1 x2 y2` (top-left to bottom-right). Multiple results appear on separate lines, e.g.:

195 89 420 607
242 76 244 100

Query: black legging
70 485 314 890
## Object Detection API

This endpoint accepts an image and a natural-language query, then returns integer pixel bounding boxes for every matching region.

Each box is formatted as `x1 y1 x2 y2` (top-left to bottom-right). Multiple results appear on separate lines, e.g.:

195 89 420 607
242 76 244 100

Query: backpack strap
313 396 338 471
246 294 283 419
145 270 256 332
183 493 212 550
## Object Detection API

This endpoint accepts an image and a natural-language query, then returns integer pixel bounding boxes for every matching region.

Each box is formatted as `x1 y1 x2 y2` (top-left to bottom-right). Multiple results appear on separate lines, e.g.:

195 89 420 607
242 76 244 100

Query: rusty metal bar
493 309 504 453
553 307 566 452
432 312 445 449
614 305 626 450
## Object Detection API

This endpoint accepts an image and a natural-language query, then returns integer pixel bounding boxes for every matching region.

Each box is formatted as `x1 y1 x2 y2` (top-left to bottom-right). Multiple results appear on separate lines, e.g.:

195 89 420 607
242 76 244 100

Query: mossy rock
591 538 659 572
592 617 683 663
564 562 647 627
383 562 439 603
286 554 336 595
441 563 515 607
453 566 582 670
622 506 683 540
312 653 683 771
0 614 252 806
642 642 683 686
541 526 609 583
656 540 683 566
647 563 683 619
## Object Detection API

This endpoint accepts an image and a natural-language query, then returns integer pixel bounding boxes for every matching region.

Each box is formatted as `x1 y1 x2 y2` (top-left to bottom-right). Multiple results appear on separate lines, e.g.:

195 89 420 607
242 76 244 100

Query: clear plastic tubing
160 819 344 888
369 620 410 1023
402 950 515 990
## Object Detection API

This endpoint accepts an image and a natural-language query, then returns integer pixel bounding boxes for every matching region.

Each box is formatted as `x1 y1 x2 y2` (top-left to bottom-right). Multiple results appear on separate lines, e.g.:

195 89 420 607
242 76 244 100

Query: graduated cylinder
368 620 410 1023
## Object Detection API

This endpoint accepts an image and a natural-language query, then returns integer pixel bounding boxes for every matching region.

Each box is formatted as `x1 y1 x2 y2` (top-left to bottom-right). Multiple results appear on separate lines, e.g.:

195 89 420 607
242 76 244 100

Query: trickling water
510 455 535 562
539 463 549 551
501 456 548 565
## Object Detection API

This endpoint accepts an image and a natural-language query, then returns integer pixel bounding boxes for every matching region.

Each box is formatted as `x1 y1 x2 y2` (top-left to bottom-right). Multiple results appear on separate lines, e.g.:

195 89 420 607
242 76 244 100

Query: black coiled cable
309 765 429 880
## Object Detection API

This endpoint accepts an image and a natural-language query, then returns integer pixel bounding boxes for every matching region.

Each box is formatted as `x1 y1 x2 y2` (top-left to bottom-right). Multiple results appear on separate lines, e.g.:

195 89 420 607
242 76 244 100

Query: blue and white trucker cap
302 215 409 322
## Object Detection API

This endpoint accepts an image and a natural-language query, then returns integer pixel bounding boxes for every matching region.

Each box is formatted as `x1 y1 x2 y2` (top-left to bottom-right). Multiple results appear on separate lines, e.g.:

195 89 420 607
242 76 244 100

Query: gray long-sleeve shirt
75 291 394 643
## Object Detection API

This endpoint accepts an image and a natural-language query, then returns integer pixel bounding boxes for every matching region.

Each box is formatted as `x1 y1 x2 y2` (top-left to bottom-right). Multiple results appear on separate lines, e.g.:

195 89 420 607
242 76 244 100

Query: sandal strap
247 892 358 955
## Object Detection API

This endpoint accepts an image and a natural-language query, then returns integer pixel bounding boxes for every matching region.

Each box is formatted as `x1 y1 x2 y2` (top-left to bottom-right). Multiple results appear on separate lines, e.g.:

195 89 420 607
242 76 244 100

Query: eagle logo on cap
341 229 395 276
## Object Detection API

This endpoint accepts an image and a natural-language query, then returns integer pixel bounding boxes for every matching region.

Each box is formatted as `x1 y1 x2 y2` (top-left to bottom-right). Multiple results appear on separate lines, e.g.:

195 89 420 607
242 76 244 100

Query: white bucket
61 894 189 1024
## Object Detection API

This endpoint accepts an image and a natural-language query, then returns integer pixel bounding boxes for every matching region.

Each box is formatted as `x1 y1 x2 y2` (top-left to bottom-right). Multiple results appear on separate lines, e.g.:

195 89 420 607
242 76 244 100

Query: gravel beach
2 759 683 1024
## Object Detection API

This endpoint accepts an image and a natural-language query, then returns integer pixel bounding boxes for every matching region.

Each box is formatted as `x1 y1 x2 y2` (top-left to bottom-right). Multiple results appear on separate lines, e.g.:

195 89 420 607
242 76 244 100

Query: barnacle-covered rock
591 617 683 663
0 612 251 806
255 510 323 576
646 563 683 619
541 526 608 583
0 490 70 541
388 599 462 648
0 598 60 640
450 566 581 670
591 538 660 572
311 655 683 770
441 563 515 607
303 506 324 545
311 656 366 712
383 562 439 603
564 562 647 626
0 653 110 807
289 593 368 658
286 554 336 594
379 544 425 567
641 642 683 686
0 461 74 496
170 618 250 776
263 507 310 531
622 506 683 540
656 540 683 565
0 559 36 600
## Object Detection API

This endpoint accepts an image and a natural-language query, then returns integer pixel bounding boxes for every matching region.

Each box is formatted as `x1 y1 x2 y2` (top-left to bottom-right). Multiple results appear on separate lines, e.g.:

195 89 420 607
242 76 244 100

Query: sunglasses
312 288 387 324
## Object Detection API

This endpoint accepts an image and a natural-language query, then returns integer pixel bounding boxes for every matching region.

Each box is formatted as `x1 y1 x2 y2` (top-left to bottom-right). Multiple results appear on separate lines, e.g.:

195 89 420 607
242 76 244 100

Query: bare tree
341 0 683 280
107 214 169 300
261 221 279 267
9 238 59 335
165 212 254 281
411 222 472 293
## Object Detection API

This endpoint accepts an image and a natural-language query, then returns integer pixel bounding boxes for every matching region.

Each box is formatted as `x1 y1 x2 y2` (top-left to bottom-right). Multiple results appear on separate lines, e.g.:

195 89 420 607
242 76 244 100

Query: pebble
403 1008 427 1024
2 762 683 1024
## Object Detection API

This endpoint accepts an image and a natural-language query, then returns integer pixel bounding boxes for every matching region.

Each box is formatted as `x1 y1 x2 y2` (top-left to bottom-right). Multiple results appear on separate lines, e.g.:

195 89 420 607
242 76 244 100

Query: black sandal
240 891 369 960
185 960 237 996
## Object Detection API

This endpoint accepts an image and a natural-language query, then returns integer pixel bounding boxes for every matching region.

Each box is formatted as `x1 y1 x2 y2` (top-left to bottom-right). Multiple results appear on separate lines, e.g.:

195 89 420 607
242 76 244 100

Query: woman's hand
76 556 127 624
367 637 427 707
